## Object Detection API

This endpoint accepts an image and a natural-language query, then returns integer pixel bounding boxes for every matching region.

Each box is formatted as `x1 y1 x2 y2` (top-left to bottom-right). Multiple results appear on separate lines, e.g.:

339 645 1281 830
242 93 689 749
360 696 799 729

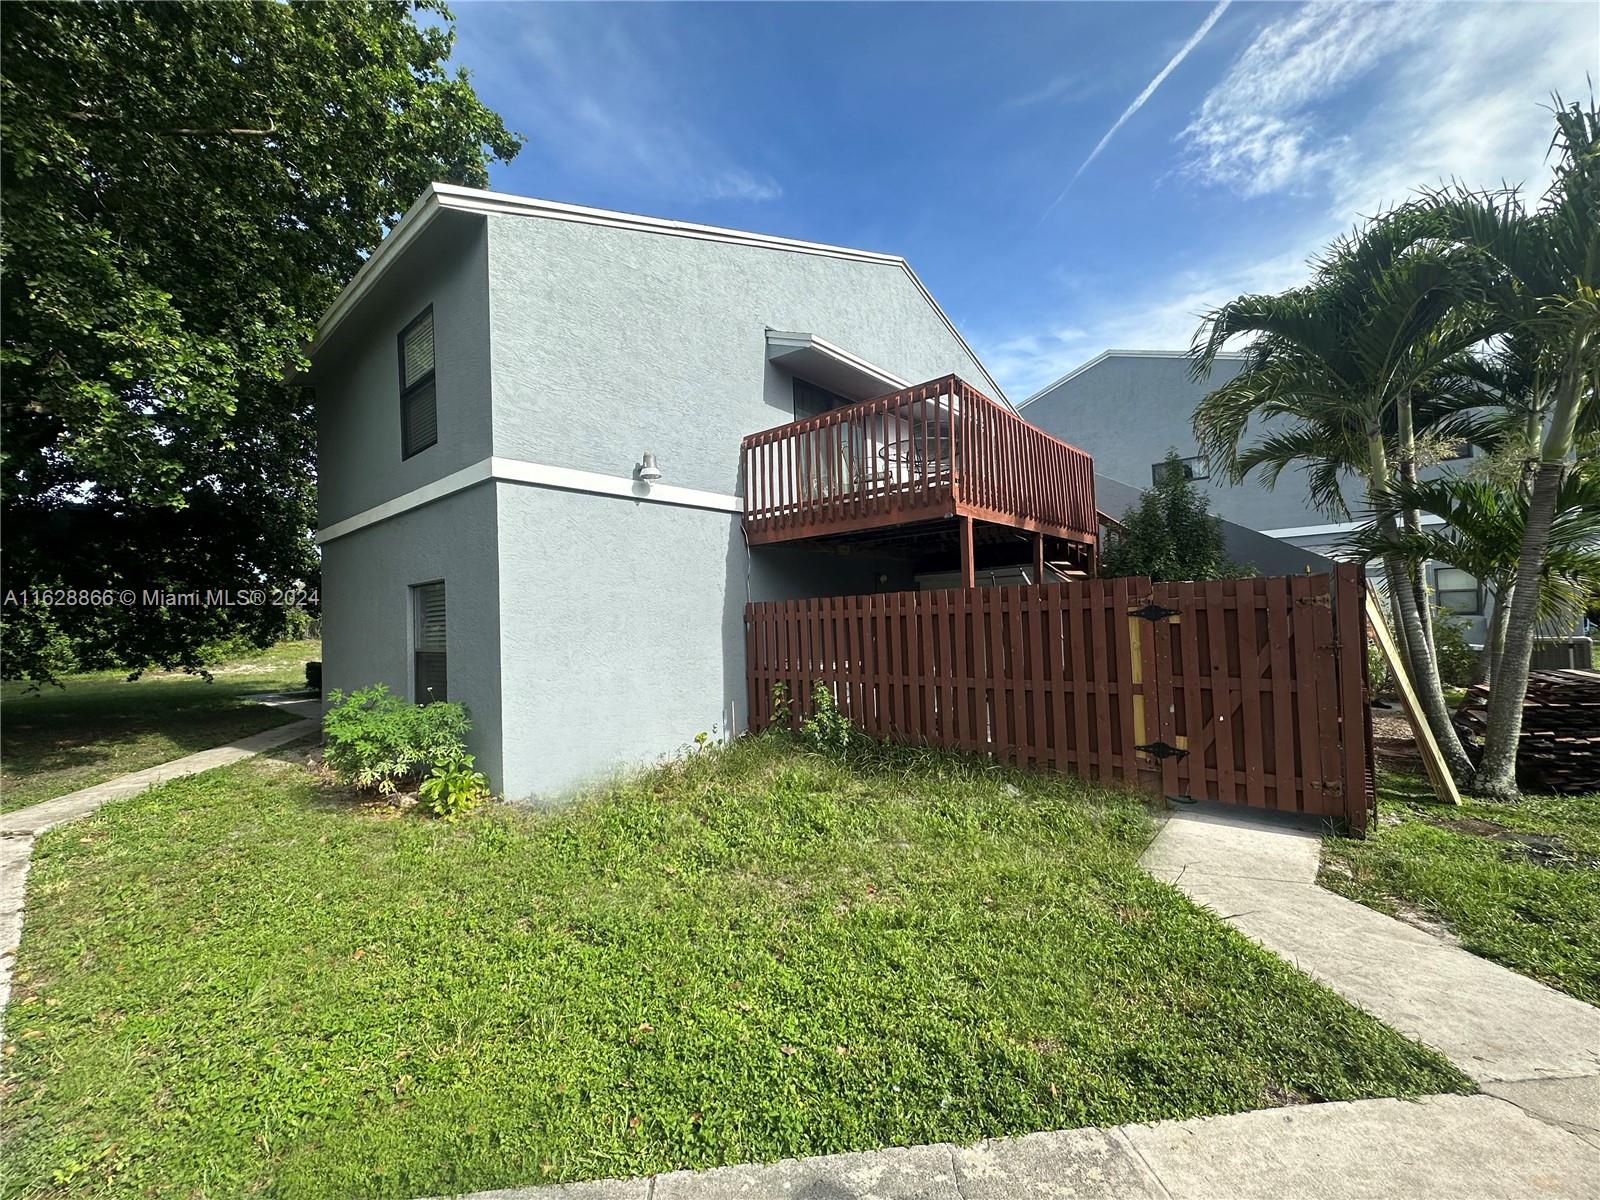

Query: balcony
741 375 1097 572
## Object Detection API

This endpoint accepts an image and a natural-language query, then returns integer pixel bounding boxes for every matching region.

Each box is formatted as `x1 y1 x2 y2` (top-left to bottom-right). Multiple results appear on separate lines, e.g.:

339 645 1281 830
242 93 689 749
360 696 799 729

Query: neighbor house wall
319 485 504 786
1021 354 1341 533
493 482 911 800
483 213 999 498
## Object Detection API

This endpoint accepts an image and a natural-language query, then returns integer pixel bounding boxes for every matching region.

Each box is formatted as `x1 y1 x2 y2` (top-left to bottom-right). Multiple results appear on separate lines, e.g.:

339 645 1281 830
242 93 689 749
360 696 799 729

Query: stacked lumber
1454 670 1600 794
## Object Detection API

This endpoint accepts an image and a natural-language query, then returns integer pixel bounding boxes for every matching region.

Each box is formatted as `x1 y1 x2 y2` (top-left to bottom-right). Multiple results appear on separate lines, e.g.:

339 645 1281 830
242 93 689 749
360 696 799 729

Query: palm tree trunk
1476 346 1588 799
1368 432 1476 785
1397 399 1438 676
1485 581 1512 685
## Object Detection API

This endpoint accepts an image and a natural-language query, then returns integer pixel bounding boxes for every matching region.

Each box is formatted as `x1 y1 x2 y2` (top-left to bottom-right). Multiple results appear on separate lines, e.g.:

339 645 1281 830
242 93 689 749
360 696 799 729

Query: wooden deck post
959 516 976 588
1032 532 1046 583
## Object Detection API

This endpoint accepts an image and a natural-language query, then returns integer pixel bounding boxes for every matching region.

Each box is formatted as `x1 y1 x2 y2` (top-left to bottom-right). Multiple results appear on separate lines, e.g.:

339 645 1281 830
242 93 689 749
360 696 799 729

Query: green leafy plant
321 684 472 794
1431 607 1476 689
800 682 855 754
1367 638 1392 700
769 681 792 729
1100 452 1248 581
418 754 489 819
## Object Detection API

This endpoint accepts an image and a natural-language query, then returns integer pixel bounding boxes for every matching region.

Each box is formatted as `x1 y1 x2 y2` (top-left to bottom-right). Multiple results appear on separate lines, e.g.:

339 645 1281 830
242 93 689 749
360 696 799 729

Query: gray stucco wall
318 484 504 785
493 482 911 800
315 215 493 527
484 214 998 498
1022 354 1336 533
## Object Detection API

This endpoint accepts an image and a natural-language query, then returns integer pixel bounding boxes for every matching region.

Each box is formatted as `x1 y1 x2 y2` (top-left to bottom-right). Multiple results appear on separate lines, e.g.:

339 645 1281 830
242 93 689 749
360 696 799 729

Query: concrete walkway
445 1094 1599 1199
440 804 1600 1199
1141 806 1600 1086
0 717 317 1025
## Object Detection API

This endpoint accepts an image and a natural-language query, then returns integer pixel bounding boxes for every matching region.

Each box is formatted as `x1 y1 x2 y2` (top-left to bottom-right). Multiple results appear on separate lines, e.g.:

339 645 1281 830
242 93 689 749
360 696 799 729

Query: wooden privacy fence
745 565 1374 831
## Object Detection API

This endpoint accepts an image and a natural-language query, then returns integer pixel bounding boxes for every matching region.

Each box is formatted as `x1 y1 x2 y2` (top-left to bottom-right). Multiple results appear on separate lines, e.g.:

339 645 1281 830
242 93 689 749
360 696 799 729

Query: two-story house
306 184 1097 800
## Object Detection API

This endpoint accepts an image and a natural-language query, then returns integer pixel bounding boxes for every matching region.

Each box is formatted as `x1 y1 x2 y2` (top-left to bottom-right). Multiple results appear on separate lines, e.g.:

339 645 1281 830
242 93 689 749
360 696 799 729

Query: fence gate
745 564 1373 832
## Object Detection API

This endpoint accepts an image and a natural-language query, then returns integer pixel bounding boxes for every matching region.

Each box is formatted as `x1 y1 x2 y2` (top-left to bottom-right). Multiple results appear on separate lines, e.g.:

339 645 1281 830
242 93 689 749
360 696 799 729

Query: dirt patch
1370 707 1426 772
1263 1083 1315 1107
1424 815 1600 871
1387 900 1462 946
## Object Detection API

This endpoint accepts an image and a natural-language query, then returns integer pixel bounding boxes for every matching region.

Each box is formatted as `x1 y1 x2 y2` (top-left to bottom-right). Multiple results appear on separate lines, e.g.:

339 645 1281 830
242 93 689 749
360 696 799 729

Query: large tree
1191 229 1489 786
1 1 520 680
1411 101 1599 798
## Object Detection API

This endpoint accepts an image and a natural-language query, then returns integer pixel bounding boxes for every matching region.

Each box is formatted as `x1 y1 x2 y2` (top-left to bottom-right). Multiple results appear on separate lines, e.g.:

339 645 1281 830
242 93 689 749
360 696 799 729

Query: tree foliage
1 1 520 680
1099 453 1243 581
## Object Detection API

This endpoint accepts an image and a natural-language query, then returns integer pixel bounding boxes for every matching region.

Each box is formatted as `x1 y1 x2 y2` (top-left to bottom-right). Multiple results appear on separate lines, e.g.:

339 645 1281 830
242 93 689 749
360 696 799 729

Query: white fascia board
307 183 1010 407
1016 349 1250 410
1262 515 1446 540
766 331 910 397
313 455 742 546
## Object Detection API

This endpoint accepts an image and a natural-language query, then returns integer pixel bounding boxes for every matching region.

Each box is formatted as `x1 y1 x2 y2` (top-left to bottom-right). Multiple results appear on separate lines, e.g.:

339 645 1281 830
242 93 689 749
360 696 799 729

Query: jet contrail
1039 0 1231 223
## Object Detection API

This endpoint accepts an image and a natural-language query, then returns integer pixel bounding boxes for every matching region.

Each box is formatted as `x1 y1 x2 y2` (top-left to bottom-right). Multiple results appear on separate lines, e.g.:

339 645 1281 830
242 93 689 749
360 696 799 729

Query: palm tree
1413 100 1600 798
1192 230 1488 786
1342 468 1600 689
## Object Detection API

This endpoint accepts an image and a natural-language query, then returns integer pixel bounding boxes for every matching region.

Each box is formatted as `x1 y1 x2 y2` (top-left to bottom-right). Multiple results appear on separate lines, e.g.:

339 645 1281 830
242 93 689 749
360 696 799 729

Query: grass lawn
0 640 318 813
2 737 1467 1198
1321 772 1600 1004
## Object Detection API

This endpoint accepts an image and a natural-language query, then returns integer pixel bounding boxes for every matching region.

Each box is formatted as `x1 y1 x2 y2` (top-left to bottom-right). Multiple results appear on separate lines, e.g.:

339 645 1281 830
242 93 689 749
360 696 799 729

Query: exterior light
638 451 662 483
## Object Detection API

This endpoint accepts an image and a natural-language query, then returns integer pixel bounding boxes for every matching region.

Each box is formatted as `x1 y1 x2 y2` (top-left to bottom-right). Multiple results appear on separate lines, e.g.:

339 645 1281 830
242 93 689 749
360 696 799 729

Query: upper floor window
1153 455 1209 485
399 307 437 459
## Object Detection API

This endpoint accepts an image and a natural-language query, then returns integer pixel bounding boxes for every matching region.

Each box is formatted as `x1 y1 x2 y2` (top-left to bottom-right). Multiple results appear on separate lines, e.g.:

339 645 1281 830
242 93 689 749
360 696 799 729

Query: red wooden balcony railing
741 375 1096 546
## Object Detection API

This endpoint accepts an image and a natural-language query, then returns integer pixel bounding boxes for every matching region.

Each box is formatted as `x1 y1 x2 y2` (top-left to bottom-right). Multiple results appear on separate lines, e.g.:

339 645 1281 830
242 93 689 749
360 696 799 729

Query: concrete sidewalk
445 1094 1599 1199
1141 806 1600 1086
1 716 318 1028
1 716 317 838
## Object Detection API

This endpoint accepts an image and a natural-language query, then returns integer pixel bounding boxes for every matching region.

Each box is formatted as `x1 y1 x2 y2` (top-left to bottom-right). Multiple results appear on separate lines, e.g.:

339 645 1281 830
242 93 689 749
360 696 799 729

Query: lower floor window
1434 567 1482 615
412 581 447 702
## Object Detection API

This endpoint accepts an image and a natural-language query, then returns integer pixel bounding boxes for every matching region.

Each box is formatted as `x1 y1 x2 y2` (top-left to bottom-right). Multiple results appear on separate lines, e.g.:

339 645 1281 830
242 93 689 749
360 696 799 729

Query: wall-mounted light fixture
637 451 662 483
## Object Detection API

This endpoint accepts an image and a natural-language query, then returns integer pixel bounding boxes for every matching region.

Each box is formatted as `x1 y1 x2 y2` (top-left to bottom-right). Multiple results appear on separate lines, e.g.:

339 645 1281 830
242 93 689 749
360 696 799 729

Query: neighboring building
306 184 1097 800
1022 350 1494 642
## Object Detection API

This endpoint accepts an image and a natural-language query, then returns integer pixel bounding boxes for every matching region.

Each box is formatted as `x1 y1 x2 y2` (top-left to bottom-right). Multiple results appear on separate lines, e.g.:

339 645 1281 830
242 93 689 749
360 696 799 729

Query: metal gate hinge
1129 603 1181 622
1137 740 1190 761
1296 594 1332 608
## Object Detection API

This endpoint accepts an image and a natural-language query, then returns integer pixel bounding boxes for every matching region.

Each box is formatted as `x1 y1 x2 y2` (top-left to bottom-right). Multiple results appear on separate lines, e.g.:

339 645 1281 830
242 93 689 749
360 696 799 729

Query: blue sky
445 0 1598 401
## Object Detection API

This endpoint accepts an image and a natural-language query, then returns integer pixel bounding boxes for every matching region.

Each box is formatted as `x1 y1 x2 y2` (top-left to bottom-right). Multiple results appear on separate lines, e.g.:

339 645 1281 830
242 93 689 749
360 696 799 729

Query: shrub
1367 638 1391 699
322 684 472 794
418 754 489 819
800 682 855 754
1432 607 1476 689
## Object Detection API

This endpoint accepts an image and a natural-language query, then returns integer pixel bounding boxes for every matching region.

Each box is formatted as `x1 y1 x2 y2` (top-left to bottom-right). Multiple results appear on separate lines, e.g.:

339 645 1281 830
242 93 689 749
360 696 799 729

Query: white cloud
990 1 1597 400
464 10 781 205
983 244 1318 400
1181 1 1594 207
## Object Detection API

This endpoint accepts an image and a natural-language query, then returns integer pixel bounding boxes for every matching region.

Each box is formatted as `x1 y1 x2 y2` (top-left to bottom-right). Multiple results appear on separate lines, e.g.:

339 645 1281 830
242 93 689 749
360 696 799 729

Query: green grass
1321 772 1600 1004
2 737 1467 1198
0 641 318 812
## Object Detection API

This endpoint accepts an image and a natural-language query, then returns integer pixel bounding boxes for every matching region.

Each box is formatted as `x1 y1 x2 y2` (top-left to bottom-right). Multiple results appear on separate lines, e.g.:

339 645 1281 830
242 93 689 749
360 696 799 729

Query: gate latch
1129 603 1181 622
1137 740 1189 761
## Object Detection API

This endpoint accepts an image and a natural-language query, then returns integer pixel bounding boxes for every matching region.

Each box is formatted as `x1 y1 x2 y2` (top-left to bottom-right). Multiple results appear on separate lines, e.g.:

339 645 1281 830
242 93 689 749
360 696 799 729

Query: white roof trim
315 454 742 545
766 330 909 398
1262 515 1446 540
310 183 1008 404
1016 348 1249 410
